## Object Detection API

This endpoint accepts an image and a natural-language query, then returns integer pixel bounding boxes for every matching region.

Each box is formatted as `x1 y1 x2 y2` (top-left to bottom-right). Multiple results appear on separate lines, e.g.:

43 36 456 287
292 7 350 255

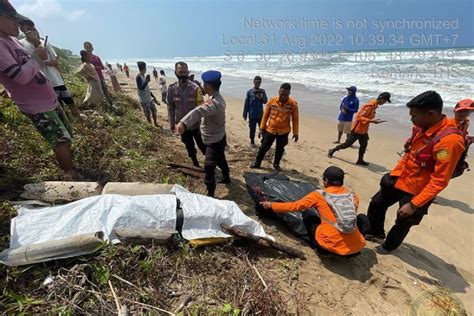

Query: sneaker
333 141 340 144
250 162 261 169
273 164 281 172
356 160 369 166
374 245 391 255
364 233 386 242
217 177 231 184
192 159 200 168
328 149 335 158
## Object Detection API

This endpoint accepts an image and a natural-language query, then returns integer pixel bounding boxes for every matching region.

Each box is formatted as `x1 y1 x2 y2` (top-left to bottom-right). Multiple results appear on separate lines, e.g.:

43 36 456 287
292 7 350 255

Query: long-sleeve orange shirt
351 99 378 134
271 186 365 256
391 116 465 207
260 96 299 136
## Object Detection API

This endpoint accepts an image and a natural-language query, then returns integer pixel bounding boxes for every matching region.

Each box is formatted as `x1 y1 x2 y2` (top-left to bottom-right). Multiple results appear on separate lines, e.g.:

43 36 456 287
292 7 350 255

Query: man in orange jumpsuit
328 92 391 165
260 166 367 256
449 98 473 141
365 91 465 254
250 83 298 171
447 98 473 178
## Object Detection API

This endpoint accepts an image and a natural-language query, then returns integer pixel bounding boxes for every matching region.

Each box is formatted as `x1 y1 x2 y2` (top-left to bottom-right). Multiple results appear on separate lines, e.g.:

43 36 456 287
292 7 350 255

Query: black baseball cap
322 166 345 186
0 1 29 21
406 91 443 110
377 92 391 103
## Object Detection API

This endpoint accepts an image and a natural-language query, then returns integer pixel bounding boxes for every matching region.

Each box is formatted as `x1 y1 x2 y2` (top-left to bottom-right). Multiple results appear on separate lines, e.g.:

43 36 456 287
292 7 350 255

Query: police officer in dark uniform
176 70 230 197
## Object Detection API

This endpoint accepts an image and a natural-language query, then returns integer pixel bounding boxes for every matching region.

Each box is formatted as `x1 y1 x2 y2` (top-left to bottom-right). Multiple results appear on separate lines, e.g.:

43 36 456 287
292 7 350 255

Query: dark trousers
255 131 289 166
333 131 369 161
161 91 167 103
204 136 230 196
100 80 114 106
181 128 206 162
367 173 432 251
248 118 261 143
302 210 370 254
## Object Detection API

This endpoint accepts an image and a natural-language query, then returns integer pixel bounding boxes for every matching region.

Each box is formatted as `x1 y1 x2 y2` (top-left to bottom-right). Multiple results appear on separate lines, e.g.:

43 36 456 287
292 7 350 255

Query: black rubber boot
250 161 261 169
192 157 200 168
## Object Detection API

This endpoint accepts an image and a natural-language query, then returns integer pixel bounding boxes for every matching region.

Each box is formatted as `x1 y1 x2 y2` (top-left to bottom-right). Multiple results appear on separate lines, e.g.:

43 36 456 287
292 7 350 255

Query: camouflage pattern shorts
23 105 73 147
140 101 157 118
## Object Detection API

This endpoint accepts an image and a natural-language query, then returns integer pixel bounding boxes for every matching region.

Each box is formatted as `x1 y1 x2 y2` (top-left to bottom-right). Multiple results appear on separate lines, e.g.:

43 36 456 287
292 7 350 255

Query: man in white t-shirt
159 69 167 104
19 19 82 118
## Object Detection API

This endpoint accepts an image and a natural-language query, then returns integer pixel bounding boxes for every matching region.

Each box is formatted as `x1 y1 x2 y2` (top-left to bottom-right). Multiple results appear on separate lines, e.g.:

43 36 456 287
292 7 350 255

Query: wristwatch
409 201 419 211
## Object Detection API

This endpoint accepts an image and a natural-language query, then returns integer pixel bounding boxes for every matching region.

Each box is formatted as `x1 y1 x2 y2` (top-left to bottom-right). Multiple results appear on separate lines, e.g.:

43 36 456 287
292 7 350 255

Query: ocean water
112 47 473 109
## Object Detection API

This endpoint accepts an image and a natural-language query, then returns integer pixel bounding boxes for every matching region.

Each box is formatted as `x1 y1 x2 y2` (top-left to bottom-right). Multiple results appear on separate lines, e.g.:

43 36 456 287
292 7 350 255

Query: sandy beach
116 70 473 314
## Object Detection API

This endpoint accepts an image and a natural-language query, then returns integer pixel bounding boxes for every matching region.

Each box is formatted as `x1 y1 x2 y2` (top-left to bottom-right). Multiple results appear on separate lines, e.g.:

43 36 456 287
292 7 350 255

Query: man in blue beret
176 70 230 197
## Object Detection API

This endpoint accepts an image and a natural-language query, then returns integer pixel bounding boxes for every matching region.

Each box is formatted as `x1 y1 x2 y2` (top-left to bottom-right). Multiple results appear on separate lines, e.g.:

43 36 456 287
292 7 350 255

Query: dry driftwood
9 200 51 207
0 232 104 266
114 227 177 244
102 182 174 195
175 168 204 179
168 163 205 173
221 224 306 260
20 181 103 203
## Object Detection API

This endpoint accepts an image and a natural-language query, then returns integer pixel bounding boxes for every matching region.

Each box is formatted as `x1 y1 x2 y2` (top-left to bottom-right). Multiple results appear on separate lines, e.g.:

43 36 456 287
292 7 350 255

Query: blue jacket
243 88 267 120
338 94 359 122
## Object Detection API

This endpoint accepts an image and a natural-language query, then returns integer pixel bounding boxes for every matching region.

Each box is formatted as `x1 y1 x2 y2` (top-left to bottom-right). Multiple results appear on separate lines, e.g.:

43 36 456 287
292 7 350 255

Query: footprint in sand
380 283 411 307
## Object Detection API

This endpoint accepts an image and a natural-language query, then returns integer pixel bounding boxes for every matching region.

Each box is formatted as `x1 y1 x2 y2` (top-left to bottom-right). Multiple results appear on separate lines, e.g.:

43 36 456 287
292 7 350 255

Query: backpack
317 190 357 234
404 127 468 178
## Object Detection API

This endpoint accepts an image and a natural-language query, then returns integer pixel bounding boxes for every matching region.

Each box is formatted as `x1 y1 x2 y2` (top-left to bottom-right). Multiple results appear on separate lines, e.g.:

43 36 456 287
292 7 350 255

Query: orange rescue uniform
351 99 378 134
260 96 299 135
391 116 465 207
271 186 365 256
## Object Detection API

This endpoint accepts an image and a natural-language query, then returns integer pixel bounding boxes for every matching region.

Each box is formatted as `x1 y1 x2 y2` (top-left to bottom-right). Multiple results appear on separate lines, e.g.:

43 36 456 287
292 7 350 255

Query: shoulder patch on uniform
436 149 450 160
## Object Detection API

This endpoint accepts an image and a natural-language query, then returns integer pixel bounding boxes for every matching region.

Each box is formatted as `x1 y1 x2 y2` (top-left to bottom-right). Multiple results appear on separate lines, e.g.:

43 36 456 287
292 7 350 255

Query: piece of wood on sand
114 227 177 245
0 232 104 266
20 181 103 203
175 168 204 178
102 182 174 195
167 163 206 178
220 224 306 260
167 163 205 173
